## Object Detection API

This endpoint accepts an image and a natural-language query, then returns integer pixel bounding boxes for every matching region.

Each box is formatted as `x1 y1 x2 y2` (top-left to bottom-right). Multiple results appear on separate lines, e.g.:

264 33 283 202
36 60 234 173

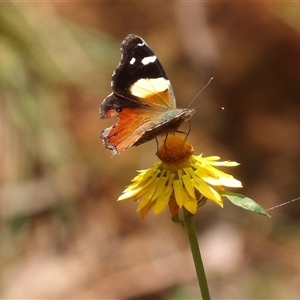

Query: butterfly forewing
112 34 176 109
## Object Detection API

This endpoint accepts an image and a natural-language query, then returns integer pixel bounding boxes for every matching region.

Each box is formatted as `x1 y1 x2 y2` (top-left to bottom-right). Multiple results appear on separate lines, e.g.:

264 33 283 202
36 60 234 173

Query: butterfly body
100 34 195 155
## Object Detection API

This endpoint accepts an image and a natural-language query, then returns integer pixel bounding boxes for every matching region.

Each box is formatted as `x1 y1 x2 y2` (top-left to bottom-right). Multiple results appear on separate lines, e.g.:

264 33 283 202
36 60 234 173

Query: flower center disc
156 135 194 171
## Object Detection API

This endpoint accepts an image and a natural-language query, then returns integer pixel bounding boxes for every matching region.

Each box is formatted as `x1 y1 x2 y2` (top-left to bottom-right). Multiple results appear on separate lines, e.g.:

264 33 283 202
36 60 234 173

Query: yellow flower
118 135 242 218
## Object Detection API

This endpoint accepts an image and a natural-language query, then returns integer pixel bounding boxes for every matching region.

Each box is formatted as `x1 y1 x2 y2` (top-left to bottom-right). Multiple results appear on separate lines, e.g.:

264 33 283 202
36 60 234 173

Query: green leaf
220 191 271 217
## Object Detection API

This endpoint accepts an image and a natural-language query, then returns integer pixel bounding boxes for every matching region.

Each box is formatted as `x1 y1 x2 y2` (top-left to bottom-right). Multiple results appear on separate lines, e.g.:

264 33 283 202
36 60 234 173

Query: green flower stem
183 207 211 300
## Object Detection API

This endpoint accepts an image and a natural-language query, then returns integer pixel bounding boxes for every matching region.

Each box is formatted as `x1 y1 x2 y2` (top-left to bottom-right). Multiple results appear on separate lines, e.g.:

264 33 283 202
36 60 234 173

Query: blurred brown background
1 2 300 299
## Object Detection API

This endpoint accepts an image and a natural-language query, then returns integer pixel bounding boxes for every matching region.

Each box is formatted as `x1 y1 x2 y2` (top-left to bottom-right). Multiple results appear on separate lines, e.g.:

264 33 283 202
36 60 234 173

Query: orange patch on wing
102 90 176 154
106 108 155 153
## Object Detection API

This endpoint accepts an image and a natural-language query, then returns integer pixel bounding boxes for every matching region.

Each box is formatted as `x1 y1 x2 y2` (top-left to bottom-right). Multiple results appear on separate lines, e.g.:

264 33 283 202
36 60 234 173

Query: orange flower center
156 135 194 171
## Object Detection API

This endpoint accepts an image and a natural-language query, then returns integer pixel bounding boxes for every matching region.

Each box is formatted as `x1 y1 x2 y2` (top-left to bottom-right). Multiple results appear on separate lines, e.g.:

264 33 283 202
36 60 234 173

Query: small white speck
130 57 136 65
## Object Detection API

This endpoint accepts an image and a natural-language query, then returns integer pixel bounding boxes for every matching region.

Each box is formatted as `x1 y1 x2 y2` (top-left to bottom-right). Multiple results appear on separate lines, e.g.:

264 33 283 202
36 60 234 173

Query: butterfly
100 34 195 156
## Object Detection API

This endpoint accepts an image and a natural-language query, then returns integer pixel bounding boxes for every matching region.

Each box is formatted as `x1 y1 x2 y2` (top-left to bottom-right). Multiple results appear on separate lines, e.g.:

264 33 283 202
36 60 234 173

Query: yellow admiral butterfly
100 34 195 155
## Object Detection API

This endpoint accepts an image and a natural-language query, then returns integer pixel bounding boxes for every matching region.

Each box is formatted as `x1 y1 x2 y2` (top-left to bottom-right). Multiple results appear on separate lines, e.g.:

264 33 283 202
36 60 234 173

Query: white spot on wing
137 42 145 46
130 57 136 65
130 77 170 98
141 55 157 65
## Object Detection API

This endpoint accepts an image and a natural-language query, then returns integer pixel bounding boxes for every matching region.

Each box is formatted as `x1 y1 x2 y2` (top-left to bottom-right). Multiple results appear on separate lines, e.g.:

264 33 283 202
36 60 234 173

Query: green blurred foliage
0 2 119 281
0 3 118 179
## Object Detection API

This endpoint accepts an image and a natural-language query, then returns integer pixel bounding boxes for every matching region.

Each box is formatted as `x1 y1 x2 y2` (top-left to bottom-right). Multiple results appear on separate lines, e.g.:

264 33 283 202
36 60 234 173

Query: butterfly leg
184 119 192 142
155 136 159 151
163 133 169 151
175 119 191 143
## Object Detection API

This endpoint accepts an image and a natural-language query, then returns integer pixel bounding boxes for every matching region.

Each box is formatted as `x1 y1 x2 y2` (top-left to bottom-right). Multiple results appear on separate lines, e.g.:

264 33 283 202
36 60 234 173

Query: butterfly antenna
188 77 214 108
266 197 300 211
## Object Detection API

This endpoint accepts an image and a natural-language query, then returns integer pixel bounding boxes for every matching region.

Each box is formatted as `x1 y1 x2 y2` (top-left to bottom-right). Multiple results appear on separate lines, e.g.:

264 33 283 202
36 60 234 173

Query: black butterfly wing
100 34 176 119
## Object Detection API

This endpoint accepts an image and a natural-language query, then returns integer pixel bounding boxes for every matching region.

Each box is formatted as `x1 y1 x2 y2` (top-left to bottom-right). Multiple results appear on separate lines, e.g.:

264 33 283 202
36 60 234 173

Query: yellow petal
139 201 156 219
173 179 184 207
173 179 197 208
197 156 239 166
137 178 160 210
129 169 161 190
199 165 242 187
194 165 242 187
118 187 143 200
153 186 173 215
151 175 168 201
208 161 240 167
137 194 152 211
132 162 161 182
166 171 175 192
118 169 161 201
181 171 196 199
201 155 221 161
194 168 241 187
191 175 222 203
183 196 197 214
131 169 151 183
